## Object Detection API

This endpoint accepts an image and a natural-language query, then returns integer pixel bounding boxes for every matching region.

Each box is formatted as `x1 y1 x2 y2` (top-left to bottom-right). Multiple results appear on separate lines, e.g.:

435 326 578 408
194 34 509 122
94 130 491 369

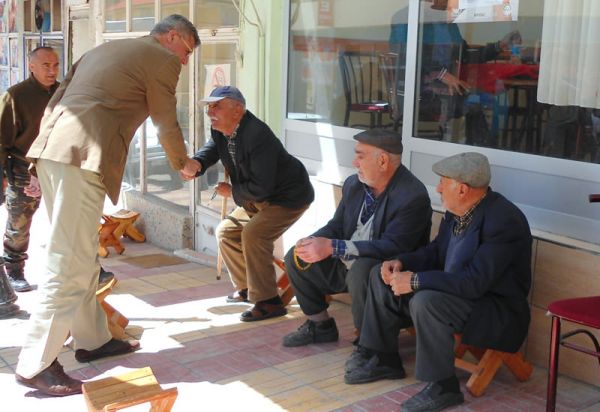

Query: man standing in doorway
0 46 59 292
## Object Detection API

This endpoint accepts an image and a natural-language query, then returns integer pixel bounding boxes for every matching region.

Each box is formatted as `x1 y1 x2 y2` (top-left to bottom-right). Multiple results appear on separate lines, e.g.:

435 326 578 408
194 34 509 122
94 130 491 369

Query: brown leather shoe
16 359 82 396
75 338 140 363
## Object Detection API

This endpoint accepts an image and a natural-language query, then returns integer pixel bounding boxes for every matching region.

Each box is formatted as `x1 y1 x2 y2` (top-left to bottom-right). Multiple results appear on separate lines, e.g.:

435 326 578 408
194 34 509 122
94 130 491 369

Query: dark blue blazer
399 190 532 352
313 165 432 259
193 111 314 209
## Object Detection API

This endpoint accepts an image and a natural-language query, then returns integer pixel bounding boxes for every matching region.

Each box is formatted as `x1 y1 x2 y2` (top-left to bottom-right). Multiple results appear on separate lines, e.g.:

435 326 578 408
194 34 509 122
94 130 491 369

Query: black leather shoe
8 276 32 292
344 345 373 372
282 318 339 347
401 382 464 412
344 353 406 384
16 359 82 396
98 267 115 288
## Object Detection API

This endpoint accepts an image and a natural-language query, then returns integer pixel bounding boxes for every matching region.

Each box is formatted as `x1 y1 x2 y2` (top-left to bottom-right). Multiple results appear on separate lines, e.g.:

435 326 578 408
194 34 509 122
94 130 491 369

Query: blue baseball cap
201 86 246 105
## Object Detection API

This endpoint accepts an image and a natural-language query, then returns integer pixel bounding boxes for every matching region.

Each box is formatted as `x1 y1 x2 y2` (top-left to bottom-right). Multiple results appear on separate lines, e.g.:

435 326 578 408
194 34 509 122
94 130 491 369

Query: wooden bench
82 367 178 412
454 334 533 397
96 278 129 339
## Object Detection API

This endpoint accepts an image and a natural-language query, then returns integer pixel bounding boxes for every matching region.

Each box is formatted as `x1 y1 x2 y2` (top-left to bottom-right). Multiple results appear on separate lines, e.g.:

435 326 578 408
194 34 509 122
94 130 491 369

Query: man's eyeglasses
178 33 194 57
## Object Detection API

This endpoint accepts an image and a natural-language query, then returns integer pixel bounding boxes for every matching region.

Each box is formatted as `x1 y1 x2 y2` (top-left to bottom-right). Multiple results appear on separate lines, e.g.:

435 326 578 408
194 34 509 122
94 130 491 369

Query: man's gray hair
151 14 200 47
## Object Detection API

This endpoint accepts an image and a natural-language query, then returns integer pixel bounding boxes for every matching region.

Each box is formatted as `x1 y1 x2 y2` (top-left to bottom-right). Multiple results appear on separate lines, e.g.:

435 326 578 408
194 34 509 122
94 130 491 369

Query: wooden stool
96 278 129 339
83 367 178 412
274 257 294 306
454 335 533 397
98 220 123 258
105 209 146 242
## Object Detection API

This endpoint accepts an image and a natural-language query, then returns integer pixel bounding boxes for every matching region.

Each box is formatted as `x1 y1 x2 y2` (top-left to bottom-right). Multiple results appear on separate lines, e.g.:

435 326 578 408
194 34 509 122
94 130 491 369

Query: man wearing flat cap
281 128 431 348
186 86 314 322
345 152 532 412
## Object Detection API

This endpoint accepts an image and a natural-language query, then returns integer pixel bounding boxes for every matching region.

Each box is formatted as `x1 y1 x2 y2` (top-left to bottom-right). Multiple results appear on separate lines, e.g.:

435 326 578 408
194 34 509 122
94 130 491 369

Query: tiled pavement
0 207 599 411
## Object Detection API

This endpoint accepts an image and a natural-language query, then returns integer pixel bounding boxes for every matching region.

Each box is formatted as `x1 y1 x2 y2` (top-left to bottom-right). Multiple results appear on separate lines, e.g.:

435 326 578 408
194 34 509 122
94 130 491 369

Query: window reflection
287 0 404 129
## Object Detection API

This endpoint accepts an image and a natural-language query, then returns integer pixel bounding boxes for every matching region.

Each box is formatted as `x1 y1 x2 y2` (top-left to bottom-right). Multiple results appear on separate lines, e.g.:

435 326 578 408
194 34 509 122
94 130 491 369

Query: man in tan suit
15 14 201 397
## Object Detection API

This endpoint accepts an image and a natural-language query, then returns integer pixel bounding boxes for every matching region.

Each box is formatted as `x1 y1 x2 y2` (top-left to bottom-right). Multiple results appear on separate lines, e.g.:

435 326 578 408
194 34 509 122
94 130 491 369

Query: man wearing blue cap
186 86 314 321
281 128 432 348
345 152 532 412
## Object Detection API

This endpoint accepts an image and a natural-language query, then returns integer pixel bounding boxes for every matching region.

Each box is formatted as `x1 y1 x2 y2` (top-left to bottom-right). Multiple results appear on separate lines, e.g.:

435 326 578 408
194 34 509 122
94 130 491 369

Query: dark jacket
193 110 314 209
399 190 532 352
0 76 59 163
313 165 432 258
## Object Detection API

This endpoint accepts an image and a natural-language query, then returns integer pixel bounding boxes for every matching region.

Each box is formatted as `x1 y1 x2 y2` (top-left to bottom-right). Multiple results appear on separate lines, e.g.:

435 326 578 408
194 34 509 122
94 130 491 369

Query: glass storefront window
132 0 155 32
146 61 190 206
413 1 543 152
410 0 599 164
287 0 404 129
195 0 239 29
161 0 188 19
195 42 237 212
105 0 126 33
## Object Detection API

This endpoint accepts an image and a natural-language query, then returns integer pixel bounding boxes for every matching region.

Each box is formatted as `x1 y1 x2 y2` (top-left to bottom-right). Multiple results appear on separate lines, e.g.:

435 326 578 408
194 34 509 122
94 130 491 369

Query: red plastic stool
546 296 600 411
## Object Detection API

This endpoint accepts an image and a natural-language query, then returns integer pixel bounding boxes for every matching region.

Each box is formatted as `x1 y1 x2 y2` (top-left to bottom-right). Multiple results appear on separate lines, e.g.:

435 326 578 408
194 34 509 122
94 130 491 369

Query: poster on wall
452 0 519 23
204 64 231 94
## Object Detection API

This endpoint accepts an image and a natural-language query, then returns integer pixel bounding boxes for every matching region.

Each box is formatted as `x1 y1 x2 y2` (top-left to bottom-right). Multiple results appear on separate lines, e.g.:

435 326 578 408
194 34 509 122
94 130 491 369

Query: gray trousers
360 271 474 382
284 248 379 331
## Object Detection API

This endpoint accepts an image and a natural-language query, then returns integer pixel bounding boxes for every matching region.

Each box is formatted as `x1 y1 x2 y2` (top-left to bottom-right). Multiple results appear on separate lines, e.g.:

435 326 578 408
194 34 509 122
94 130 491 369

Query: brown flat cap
353 128 403 154
432 152 491 188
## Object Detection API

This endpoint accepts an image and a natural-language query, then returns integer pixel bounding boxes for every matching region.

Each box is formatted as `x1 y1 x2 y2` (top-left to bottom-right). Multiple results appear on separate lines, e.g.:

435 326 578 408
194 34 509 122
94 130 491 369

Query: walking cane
216 169 229 280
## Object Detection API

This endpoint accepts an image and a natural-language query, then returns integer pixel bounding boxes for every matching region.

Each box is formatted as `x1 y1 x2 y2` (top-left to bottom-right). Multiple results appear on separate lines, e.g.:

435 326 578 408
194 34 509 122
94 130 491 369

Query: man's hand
389 270 413 296
441 72 470 96
294 236 333 263
179 158 201 181
24 175 42 198
381 259 403 285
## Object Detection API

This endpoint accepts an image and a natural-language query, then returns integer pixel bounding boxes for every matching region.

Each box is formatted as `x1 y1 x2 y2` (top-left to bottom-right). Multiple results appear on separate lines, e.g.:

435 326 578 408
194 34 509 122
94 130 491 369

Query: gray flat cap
432 152 491 188
353 128 403 154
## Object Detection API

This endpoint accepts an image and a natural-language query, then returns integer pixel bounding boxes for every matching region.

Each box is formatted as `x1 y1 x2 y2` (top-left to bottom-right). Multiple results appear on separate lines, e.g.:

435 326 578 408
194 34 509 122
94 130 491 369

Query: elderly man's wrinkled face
206 98 244 134
352 142 385 188
436 176 463 214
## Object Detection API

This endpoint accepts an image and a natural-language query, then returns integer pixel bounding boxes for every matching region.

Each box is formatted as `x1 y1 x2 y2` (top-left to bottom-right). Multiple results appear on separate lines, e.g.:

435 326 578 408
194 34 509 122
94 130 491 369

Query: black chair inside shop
339 51 391 129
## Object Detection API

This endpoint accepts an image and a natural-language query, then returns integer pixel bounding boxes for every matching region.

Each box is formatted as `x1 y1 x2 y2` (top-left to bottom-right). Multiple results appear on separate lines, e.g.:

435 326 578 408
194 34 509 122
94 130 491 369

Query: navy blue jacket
193 111 314 209
399 190 532 352
313 165 432 259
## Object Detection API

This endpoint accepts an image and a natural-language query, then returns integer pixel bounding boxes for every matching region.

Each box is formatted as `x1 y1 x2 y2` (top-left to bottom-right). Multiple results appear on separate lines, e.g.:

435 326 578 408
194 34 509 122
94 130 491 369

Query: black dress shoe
344 353 406 384
282 318 339 347
345 345 374 372
16 359 82 396
401 382 464 412
98 267 115 288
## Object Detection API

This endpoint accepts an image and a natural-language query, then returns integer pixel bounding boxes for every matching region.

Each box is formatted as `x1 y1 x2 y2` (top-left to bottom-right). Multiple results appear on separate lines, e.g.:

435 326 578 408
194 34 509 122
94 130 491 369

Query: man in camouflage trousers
0 46 59 291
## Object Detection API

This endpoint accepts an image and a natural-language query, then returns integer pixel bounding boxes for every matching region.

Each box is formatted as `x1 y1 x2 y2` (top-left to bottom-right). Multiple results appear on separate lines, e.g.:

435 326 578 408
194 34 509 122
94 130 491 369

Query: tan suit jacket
27 36 188 204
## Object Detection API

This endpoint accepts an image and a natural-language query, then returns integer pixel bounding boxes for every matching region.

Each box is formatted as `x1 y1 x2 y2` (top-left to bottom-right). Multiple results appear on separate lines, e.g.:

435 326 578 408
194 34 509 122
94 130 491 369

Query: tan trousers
16 159 112 378
216 202 308 302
